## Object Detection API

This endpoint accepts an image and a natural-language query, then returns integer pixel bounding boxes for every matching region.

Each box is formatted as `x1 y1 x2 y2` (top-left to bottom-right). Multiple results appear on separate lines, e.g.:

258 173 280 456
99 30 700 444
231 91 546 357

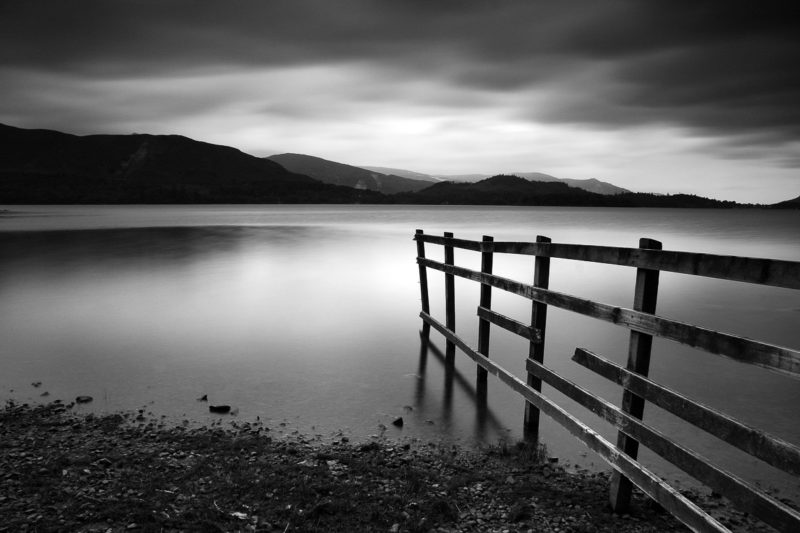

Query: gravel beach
0 400 775 532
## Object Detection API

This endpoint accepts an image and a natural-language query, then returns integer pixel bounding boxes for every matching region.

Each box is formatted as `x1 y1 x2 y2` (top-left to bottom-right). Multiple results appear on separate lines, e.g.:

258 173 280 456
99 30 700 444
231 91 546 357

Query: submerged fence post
477 235 494 398
444 232 456 365
609 237 662 512
524 235 551 438
415 229 431 337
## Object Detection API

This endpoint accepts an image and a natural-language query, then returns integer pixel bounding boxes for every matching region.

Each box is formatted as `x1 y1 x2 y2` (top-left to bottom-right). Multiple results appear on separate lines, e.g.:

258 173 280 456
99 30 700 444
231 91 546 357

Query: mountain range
391 175 741 208
361 167 630 195
0 123 382 203
0 123 794 208
268 154 434 194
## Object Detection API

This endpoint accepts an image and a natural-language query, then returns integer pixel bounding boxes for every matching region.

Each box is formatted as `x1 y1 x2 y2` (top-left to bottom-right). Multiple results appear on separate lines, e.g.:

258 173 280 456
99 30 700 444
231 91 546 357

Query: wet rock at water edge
209 405 231 414
75 396 93 404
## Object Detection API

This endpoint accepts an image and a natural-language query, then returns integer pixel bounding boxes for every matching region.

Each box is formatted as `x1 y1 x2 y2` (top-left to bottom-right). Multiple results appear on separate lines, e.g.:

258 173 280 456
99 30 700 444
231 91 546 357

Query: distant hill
432 173 490 182
770 195 800 209
0 123 383 203
359 166 437 182
395 174 600 205
268 154 433 194
426 171 629 195
561 178 628 195
511 172 631 195
395 174 738 208
359 167 631 195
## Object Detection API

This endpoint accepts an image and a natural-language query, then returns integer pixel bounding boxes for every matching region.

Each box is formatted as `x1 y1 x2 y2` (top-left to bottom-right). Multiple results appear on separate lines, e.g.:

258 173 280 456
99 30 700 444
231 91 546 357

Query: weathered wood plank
611 237 662 512
525 235 551 436
413 234 800 290
477 236 494 395
415 229 431 337
573 348 800 476
420 311 729 533
444 232 456 364
415 233 482 252
417 257 800 376
525 358 800 533
477 306 541 342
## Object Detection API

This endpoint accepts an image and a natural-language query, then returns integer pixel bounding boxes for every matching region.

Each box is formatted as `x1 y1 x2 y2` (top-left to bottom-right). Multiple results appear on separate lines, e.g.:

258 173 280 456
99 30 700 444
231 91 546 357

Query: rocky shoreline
0 400 773 532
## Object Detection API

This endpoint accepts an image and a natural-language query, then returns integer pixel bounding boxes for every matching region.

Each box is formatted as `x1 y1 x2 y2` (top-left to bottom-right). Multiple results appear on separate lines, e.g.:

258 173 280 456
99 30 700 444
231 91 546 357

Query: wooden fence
414 229 800 533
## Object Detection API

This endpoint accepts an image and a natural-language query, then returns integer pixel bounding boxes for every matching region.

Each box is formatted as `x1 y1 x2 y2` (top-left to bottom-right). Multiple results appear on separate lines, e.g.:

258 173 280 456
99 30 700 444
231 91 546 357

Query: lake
1 205 798 501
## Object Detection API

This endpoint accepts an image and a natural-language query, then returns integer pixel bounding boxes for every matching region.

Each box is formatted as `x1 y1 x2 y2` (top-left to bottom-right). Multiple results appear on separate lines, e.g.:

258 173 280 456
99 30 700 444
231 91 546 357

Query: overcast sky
1 1 798 202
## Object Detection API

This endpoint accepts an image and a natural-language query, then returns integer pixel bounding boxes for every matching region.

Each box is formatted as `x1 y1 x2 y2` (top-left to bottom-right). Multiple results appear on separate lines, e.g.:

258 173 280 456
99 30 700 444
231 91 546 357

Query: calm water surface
1 205 798 499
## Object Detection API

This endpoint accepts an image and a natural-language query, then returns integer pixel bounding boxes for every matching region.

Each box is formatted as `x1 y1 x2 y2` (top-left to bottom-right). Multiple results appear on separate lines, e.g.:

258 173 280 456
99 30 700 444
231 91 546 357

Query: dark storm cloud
1 0 798 147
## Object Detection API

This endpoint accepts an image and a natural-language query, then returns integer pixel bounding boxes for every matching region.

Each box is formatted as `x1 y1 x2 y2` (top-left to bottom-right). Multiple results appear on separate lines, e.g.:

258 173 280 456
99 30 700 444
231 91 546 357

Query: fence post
444 232 456 365
524 235 551 438
609 237 662 512
415 229 431 337
477 235 494 398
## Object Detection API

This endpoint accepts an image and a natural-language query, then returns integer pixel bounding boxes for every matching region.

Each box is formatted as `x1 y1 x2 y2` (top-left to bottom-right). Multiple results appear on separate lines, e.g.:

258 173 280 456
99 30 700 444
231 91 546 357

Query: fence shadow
415 330 507 443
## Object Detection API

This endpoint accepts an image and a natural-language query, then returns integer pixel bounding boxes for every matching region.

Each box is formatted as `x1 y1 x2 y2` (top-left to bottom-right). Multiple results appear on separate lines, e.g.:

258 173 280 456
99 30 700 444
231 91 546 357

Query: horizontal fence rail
572 348 800 476
414 229 800 533
415 234 800 290
420 311 730 533
418 256 800 376
524 357 800 532
478 306 542 343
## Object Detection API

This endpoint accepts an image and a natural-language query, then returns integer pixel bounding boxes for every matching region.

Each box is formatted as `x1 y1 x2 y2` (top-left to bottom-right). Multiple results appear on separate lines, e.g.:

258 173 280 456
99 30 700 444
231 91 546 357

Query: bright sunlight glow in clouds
1 0 799 202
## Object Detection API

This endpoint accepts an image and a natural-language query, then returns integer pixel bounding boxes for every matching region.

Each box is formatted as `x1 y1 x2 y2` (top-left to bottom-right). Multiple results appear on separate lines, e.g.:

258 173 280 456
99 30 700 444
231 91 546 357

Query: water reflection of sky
1 205 798 501
0 223 424 432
